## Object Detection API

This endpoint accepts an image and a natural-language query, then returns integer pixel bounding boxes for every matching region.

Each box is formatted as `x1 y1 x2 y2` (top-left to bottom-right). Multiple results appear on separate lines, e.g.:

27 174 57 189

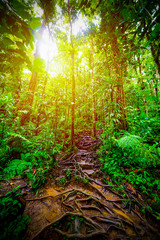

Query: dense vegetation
0 0 160 239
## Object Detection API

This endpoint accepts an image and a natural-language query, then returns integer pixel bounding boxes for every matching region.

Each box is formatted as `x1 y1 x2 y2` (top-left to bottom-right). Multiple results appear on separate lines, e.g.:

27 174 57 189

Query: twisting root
81 205 104 215
32 212 106 240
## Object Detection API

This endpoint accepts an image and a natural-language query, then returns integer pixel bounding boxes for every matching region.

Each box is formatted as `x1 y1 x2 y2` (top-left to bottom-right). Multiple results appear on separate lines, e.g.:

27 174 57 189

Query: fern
116 133 143 150
3 160 31 179
7 133 33 148
116 133 154 163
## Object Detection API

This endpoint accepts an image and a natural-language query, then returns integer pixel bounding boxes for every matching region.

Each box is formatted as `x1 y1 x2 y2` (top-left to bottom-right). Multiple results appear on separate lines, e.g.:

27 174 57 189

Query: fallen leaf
138 194 143 201
125 182 136 195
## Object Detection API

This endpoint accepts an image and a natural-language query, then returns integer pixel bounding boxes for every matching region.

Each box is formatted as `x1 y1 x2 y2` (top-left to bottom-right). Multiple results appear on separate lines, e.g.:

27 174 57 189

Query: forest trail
21 131 159 240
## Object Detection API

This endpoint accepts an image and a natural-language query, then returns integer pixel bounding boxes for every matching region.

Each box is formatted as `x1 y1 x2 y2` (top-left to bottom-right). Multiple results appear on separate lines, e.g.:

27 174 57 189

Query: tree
0 0 33 94
18 19 46 125
98 1 128 131
91 38 96 137
67 0 76 145
17 0 57 125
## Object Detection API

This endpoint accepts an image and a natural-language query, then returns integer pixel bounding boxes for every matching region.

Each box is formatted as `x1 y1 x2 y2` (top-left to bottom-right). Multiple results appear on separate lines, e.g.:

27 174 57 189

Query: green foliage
6 132 34 154
0 129 62 190
54 161 59 168
56 176 67 187
100 132 160 214
115 133 156 163
3 159 31 179
0 189 30 240
65 169 72 180
99 128 117 153
75 175 89 184
116 133 143 150
127 113 160 142
0 0 159 226
0 0 34 76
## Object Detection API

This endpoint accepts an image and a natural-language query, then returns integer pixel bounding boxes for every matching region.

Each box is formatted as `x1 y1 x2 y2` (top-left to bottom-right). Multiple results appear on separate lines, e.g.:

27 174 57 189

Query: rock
83 170 94 175
79 161 94 169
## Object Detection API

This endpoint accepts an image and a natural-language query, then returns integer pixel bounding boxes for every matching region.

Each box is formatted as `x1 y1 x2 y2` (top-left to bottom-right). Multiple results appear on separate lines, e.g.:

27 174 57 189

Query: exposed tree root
88 182 123 203
62 201 74 210
26 189 74 201
32 212 106 240
54 228 105 239
76 196 114 215
75 200 84 214
24 132 160 240
75 162 124 202
93 216 120 225
106 224 128 235
81 205 104 215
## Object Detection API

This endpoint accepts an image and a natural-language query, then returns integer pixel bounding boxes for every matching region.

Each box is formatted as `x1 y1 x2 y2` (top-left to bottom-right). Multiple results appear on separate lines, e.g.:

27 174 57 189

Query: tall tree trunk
18 20 46 126
35 53 49 136
63 81 68 147
91 39 96 138
110 31 128 131
68 0 75 146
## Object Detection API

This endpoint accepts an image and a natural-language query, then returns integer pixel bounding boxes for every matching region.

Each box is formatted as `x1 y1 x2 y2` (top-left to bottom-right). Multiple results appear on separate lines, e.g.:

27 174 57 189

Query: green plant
99 128 116 153
54 161 59 168
56 177 67 187
65 169 72 180
3 159 32 179
100 133 160 216
116 133 143 150
0 141 61 190
0 189 30 240
75 175 81 183
75 175 89 184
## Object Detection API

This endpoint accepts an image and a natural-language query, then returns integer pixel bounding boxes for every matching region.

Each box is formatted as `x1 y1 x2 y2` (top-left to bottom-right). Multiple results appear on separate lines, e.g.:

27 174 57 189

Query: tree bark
18 20 46 126
110 31 128 131
68 0 75 146
91 39 96 138
35 53 50 136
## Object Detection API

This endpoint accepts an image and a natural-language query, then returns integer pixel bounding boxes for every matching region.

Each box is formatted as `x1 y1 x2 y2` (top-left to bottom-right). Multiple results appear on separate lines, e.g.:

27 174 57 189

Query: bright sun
38 13 88 63
38 29 58 62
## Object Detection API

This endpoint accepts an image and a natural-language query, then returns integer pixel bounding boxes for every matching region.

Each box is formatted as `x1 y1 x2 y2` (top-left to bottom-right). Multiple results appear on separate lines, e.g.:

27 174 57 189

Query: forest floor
1 131 160 240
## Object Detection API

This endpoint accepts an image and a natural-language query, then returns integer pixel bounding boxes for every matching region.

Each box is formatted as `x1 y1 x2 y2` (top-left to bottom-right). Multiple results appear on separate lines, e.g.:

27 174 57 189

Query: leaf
117 133 142 150
12 0 30 20
122 8 130 21
3 37 14 46
33 58 45 71
16 41 25 49
151 23 160 39
29 17 41 30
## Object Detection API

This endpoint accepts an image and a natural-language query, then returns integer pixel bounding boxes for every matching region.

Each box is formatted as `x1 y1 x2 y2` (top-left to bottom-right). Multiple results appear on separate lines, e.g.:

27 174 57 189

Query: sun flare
38 29 58 62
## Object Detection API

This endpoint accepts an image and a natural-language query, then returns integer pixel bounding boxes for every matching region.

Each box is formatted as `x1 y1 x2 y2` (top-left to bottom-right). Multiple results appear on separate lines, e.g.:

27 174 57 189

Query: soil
1 131 160 240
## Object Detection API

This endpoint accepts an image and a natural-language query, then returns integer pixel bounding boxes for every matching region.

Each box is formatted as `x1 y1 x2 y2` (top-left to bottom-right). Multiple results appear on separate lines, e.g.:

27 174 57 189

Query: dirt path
21 131 160 239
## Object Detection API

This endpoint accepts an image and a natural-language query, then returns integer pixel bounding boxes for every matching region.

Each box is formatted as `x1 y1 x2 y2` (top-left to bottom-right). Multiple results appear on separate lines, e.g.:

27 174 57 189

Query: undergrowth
0 126 63 240
99 131 160 218
0 132 62 190
0 189 30 240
